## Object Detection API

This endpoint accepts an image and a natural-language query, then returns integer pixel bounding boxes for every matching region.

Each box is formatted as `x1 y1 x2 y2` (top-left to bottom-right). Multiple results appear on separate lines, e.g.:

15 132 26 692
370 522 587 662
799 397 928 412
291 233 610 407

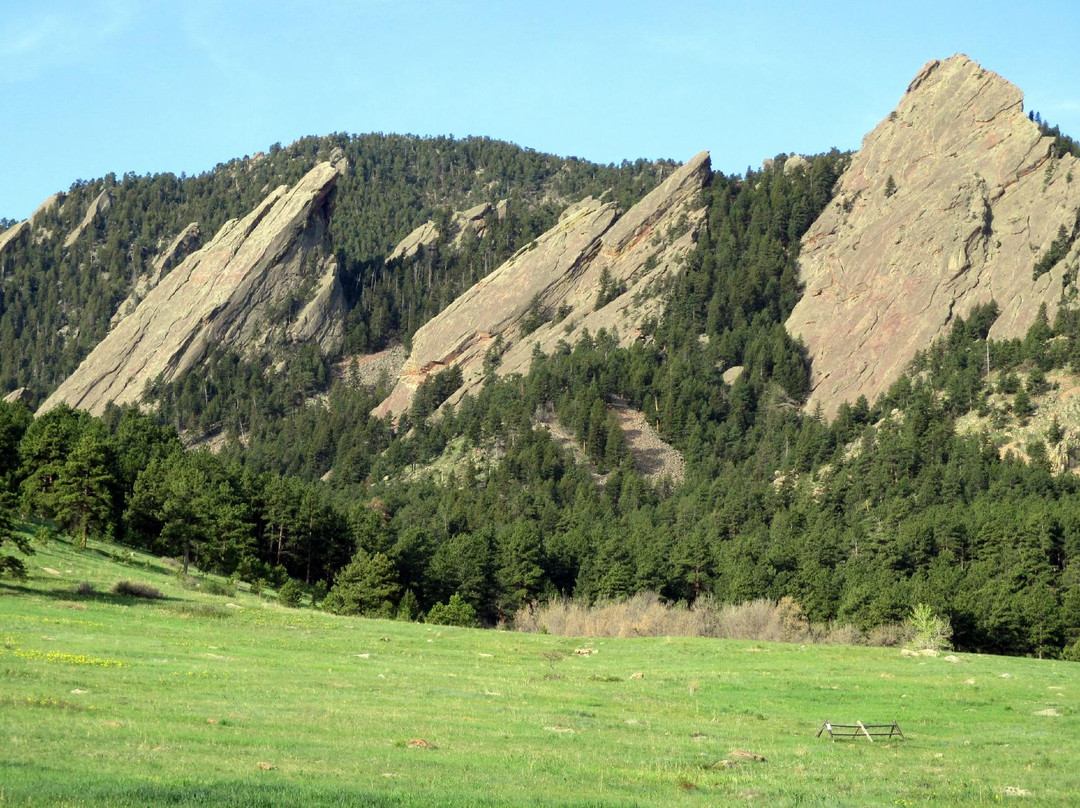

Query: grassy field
1 534 1078 806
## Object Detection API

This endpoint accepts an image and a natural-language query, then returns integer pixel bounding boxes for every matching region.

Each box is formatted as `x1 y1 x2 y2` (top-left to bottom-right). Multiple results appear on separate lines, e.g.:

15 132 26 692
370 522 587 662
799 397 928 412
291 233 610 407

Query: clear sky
3 0 1079 220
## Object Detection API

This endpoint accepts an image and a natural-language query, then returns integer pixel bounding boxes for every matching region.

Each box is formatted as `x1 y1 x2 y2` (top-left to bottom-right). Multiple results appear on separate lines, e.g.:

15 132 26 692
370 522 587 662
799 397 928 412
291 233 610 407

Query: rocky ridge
375 151 710 417
787 55 1080 417
40 162 346 415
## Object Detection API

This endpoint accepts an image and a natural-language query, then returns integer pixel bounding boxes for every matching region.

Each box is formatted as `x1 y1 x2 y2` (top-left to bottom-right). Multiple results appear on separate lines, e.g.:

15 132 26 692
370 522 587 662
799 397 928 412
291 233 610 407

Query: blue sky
3 0 1079 220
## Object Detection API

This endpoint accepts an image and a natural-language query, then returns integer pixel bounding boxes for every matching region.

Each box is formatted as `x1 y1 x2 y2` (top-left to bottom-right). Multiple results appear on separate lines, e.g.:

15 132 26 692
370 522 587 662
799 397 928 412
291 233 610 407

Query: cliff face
375 152 711 417
40 162 346 416
787 55 1080 417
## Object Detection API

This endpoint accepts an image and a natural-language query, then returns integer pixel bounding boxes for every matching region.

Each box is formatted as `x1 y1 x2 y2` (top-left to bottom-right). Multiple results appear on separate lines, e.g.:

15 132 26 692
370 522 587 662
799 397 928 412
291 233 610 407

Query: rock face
375 152 710 417
386 202 494 262
3 387 32 405
63 188 113 248
110 222 202 329
40 162 346 416
0 220 29 260
787 55 1080 418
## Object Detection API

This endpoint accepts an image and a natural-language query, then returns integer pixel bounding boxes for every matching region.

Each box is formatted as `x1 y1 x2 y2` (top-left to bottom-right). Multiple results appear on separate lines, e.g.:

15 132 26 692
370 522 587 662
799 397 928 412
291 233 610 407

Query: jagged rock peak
375 151 710 417
40 162 346 416
786 54 1080 418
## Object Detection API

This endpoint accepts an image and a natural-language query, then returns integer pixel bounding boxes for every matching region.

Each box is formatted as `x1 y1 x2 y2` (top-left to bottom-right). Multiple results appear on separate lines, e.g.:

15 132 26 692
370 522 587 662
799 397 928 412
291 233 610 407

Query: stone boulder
787 55 1080 418
41 162 346 416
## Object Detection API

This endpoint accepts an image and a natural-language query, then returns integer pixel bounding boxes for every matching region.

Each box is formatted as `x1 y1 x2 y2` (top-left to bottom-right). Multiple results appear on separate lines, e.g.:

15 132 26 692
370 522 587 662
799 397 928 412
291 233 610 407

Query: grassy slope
1 535 1078 806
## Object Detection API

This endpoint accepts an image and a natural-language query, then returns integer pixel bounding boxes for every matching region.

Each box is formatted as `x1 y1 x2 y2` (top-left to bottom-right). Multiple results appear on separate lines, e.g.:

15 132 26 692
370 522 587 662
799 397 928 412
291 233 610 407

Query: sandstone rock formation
110 222 202 329
41 162 346 416
386 202 494 262
2 387 32 405
63 188 112 248
31 193 65 223
0 220 29 260
387 220 439 262
375 151 710 417
787 55 1080 418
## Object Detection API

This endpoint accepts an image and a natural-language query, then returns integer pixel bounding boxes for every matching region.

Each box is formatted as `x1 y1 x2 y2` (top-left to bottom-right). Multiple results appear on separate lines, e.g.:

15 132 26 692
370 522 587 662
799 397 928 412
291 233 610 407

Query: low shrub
278 579 304 608
112 580 162 599
427 593 478 627
200 578 236 597
71 581 96 597
517 593 887 647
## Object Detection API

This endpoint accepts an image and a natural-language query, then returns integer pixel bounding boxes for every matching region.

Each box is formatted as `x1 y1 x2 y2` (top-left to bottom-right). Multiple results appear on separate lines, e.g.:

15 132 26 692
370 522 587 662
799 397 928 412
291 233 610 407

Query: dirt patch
611 400 685 484
535 400 685 487
335 346 408 389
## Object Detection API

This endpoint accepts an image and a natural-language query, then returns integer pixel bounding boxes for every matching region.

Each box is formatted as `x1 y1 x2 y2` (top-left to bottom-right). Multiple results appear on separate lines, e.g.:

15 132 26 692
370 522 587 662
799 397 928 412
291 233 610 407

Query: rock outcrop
41 162 346 416
0 220 29 260
375 152 710 417
386 202 494 262
3 387 32 405
63 188 112 248
110 222 202 329
787 55 1080 418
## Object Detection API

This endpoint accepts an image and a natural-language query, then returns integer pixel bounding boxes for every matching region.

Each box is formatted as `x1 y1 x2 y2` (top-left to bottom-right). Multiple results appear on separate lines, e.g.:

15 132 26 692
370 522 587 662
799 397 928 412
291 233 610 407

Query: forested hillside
4 133 1080 661
0 134 671 398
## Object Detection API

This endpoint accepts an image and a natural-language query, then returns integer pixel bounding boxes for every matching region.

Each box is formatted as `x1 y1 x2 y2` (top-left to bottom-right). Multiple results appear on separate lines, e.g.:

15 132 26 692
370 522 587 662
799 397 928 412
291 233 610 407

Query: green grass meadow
2 534 1078 806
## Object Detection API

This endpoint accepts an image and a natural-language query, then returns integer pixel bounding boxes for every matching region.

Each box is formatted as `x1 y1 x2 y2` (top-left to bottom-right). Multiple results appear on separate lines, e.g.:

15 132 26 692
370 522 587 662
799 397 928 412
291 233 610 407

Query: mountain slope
788 54 1080 417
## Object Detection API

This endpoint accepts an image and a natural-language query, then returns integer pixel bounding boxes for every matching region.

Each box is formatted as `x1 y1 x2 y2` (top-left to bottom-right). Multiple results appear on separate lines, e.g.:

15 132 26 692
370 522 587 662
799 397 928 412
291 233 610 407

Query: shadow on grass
0 580 179 607
0 774 582 808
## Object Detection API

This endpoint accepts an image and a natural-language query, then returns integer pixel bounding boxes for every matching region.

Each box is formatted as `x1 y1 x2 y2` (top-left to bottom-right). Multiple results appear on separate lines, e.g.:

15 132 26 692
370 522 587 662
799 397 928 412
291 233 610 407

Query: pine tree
53 432 116 549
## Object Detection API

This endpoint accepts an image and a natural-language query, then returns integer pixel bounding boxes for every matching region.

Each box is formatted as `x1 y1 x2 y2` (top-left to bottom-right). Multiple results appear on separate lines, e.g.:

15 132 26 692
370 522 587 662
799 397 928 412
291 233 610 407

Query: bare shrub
517 593 710 638
822 622 865 646
111 580 162 599
71 581 96 597
517 593 907 648
715 597 813 643
518 593 817 641
866 622 910 648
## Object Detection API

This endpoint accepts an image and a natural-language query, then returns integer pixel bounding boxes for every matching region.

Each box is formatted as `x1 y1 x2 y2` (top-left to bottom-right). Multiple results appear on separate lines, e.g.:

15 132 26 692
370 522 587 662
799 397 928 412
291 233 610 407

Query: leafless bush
518 593 814 641
867 622 910 647
714 597 812 643
516 592 713 638
517 593 905 648
111 580 162 599
71 581 96 596
821 622 865 646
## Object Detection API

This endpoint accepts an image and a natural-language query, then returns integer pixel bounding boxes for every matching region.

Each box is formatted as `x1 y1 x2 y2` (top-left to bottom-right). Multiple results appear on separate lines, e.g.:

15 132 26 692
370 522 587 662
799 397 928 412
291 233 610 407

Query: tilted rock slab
40 162 346 416
110 222 202 329
375 151 710 417
787 55 1080 418
386 202 494 262
63 188 112 249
